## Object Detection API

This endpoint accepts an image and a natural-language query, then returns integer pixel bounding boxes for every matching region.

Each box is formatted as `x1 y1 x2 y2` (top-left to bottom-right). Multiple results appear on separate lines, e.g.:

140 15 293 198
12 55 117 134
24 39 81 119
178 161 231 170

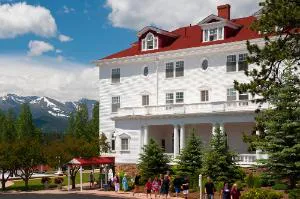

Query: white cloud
63 5 75 14
27 40 54 56
58 34 73 42
105 0 261 30
0 2 57 38
55 49 62 54
0 55 98 101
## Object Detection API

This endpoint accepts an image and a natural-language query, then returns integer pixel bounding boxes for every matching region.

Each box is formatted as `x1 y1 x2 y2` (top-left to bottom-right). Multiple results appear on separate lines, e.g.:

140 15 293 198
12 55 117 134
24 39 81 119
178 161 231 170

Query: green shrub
215 181 224 192
260 172 275 187
241 188 283 199
272 183 288 190
288 189 300 199
245 173 261 188
235 180 246 191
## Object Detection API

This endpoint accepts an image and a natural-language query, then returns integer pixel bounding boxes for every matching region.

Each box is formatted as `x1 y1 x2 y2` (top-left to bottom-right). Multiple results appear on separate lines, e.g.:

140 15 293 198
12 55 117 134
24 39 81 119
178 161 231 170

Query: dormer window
203 27 224 42
142 33 158 51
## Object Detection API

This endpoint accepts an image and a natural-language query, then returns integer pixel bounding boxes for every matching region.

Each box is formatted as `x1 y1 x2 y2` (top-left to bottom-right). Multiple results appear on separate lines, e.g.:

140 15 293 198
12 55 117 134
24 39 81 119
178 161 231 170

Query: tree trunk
290 175 296 189
24 177 29 190
71 175 76 189
1 172 6 191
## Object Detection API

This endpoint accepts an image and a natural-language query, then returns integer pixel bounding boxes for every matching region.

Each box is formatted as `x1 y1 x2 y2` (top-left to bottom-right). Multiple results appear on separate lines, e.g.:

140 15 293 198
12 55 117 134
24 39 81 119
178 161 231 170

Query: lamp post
55 156 62 175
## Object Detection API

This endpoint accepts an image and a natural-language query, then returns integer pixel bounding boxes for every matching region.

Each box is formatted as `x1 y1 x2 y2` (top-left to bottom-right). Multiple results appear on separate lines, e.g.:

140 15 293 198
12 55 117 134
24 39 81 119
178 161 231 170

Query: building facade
96 4 267 168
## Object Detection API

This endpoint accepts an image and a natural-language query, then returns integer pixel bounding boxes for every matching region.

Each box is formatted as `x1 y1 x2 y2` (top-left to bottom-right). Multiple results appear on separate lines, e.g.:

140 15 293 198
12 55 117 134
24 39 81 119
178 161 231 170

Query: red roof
101 16 260 60
68 156 115 166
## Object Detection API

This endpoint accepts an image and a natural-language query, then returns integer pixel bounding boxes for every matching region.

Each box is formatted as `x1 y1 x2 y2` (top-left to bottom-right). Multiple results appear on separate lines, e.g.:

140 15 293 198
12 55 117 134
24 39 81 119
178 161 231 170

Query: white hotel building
96 4 267 170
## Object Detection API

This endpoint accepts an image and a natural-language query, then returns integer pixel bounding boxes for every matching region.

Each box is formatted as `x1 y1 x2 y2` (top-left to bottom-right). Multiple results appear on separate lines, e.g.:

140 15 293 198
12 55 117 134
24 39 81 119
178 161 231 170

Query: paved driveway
0 193 123 199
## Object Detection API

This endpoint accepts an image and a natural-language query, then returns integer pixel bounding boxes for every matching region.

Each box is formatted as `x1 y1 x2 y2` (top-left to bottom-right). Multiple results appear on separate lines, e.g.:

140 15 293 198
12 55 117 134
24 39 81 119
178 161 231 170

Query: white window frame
165 60 184 78
238 53 248 71
226 55 237 72
200 90 209 102
111 133 116 152
121 138 129 151
239 92 249 101
166 93 174 104
175 92 184 103
227 88 237 101
142 95 149 106
111 96 120 113
111 68 120 83
203 26 224 42
141 33 159 51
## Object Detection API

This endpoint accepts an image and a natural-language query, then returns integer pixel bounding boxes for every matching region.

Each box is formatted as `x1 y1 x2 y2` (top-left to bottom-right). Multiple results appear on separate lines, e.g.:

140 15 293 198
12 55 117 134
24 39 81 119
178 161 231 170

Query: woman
221 182 230 199
145 178 152 199
133 173 141 196
182 177 189 199
152 176 160 198
122 174 128 192
230 184 241 199
161 175 170 199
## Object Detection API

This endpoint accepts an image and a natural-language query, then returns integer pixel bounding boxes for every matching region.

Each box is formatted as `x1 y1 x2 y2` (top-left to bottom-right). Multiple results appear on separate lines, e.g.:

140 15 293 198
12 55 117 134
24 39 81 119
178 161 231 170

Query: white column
140 126 144 152
80 166 83 192
180 124 185 152
255 130 262 159
143 125 149 146
173 125 179 157
212 123 217 135
220 123 225 134
67 166 70 191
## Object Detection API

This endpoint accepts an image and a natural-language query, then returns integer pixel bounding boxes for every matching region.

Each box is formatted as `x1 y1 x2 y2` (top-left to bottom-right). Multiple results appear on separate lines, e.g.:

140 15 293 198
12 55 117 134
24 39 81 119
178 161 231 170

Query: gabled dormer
198 4 242 42
137 26 178 51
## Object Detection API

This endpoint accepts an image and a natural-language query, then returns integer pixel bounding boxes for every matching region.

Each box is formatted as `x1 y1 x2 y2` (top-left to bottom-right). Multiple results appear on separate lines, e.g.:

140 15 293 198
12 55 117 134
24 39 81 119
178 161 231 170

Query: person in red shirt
145 178 152 198
230 183 241 199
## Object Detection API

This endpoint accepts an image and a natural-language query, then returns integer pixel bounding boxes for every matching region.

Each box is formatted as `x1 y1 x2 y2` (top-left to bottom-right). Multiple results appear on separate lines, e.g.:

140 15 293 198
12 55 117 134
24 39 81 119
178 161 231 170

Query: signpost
199 174 202 199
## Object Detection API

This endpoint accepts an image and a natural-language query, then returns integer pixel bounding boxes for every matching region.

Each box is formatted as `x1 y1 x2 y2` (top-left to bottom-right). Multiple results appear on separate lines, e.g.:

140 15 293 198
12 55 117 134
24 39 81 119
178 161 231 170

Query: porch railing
116 100 268 118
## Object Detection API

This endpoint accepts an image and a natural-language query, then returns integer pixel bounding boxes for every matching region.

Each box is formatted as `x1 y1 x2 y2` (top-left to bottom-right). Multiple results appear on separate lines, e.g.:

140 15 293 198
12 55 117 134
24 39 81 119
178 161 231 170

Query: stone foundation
115 163 138 177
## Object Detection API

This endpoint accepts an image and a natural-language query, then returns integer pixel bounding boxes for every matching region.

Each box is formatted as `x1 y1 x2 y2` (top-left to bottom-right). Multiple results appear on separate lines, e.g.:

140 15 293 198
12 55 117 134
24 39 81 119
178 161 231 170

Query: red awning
67 156 115 166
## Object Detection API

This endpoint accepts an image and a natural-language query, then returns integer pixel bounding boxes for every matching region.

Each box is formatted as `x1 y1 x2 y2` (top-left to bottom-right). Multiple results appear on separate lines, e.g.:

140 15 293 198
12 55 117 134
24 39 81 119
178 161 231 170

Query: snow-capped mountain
0 94 97 133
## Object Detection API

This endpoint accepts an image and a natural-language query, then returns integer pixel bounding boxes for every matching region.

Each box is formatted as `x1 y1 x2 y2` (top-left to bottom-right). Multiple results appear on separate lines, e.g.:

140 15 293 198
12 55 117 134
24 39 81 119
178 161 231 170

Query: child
145 178 152 198
152 177 160 198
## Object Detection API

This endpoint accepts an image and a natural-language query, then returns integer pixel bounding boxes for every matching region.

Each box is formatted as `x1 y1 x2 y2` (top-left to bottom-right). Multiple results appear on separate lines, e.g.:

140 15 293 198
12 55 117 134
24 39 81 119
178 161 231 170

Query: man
133 173 141 196
205 177 215 199
89 172 94 188
173 175 182 197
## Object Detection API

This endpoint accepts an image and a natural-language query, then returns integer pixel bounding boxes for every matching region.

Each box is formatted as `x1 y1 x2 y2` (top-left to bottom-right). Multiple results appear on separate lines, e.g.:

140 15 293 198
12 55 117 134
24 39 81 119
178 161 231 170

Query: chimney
217 4 231 20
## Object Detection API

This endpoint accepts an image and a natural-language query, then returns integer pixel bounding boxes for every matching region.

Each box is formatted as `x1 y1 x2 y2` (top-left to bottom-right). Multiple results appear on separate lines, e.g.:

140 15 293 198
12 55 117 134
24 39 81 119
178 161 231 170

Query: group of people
205 177 241 199
110 173 129 192
139 174 189 199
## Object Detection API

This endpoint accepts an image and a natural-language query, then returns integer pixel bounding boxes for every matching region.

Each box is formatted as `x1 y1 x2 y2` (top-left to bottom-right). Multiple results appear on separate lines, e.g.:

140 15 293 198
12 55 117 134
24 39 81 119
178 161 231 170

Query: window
226 55 237 72
176 92 184 103
111 134 116 151
201 90 209 102
175 61 184 77
142 95 149 106
121 138 129 151
227 88 237 101
239 92 249 101
111 96 120 112
166 93 174 104
111 68 120 83
203 27 224 42
209 28 218 41
166 62 174 78
201 59 208 70
166 61 184 78
161 139 166 151
238 53 248 71
142 33 158 51
143 66 149 76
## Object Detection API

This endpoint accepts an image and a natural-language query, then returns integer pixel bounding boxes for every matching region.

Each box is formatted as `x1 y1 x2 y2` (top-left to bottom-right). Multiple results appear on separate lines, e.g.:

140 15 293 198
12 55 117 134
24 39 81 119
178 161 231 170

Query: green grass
7 172 102 191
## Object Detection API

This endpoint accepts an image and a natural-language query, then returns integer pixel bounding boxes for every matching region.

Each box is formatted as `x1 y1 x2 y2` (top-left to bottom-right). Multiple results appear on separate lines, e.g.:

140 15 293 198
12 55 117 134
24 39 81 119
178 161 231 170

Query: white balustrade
116 100 268 118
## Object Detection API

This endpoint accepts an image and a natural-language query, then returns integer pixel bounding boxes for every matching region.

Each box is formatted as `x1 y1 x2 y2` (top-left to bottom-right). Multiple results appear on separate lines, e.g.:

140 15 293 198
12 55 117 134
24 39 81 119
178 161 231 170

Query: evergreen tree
73 103 89 139
89 102 99 138
66 112 75 136
202 125 244 183
233 0 300 188
16 104 39 139
138 139 169 181
234 0 300 102
252 71 300 188
177 131 203 188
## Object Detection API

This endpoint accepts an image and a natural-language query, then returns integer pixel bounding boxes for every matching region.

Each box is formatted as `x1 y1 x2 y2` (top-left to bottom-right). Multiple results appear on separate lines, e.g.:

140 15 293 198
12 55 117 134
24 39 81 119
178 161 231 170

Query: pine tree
89 101 99 138
177 131 203 188
73 103 89 139
138 139 169 181
253 70 300 188
16 103 39 139
202 125 244 183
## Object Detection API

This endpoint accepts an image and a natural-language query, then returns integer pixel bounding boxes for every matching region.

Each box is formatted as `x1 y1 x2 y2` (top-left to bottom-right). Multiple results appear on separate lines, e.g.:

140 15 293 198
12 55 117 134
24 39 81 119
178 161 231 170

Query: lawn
7 172 103 191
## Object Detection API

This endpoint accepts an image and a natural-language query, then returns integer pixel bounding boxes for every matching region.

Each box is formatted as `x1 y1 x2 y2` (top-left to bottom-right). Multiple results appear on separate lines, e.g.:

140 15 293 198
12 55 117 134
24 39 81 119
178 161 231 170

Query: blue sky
0 0 260 101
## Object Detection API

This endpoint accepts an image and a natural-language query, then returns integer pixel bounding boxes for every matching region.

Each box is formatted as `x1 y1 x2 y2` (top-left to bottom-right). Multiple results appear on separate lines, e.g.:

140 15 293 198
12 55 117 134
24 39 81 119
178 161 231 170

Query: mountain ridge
0 94 97 133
